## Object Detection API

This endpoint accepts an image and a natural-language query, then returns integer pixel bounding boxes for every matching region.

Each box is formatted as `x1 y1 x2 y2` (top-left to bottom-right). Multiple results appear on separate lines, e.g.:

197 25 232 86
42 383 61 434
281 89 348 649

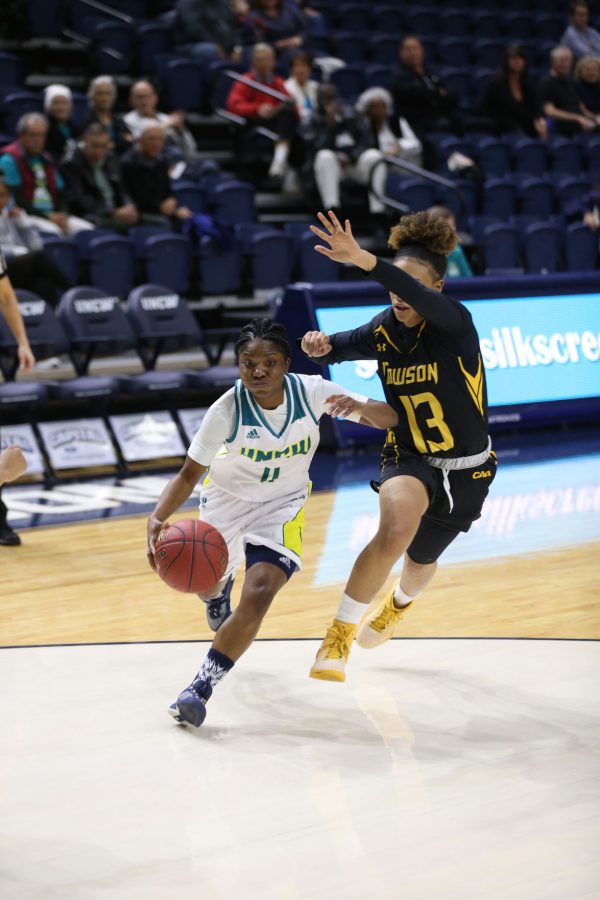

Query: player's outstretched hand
147 514 167 571
301 330 332 357
310 211 364 264
325 394 362 419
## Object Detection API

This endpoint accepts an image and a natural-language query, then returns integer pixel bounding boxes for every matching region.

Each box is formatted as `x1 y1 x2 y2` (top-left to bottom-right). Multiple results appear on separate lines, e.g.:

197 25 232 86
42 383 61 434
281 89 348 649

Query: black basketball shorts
378 443 498 565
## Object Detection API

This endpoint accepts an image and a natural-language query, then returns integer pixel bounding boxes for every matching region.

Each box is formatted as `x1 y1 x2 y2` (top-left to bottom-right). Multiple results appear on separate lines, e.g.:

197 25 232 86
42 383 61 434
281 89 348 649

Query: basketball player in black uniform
302 210 496 681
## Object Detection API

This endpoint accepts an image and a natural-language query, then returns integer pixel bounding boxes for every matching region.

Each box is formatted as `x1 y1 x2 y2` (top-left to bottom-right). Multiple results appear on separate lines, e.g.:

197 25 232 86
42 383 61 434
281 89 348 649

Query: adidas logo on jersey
246 428 260 439
279 555 291 566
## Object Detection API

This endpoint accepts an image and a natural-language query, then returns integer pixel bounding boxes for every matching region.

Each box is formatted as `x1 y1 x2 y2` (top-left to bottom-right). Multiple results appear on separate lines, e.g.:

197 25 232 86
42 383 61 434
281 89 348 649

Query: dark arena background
0 2 599 898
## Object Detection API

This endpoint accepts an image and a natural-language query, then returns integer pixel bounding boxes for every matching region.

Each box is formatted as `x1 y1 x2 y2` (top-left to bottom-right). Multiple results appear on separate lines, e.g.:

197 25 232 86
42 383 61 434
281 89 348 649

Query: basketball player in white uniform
147 318 397 727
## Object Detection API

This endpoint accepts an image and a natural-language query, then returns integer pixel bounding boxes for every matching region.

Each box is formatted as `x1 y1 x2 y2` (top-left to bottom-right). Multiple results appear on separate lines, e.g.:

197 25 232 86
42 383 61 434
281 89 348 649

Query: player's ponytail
388 211 458 279
234 318 292 360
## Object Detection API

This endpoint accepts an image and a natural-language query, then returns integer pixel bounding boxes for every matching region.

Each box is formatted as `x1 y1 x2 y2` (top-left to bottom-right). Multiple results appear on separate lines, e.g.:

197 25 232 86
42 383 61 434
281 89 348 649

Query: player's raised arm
326 395 398 429
311 210 470 335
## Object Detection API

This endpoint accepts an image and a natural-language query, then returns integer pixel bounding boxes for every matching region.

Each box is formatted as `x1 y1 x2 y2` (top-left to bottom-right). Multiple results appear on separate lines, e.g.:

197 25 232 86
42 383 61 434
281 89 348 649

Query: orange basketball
154 519 228 593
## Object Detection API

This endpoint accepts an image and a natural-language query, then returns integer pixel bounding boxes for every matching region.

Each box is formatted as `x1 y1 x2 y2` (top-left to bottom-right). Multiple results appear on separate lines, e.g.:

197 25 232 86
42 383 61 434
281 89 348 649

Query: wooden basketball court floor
1 438 599 899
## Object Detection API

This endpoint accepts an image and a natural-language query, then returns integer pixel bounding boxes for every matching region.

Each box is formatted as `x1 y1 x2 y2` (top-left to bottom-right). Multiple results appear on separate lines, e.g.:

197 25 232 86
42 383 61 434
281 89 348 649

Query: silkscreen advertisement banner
0 424 45 475
38 419 117 470
315 293 600 409
109 412 186 462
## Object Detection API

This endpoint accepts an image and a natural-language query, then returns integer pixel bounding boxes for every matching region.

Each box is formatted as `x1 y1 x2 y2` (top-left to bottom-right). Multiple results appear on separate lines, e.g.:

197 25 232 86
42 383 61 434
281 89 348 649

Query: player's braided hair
388 211 458 279
234 318 292 359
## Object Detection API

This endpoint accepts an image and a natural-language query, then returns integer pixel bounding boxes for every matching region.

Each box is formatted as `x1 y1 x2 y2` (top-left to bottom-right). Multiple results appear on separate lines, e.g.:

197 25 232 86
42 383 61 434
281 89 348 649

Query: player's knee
374 522 415 559
240 580 275 620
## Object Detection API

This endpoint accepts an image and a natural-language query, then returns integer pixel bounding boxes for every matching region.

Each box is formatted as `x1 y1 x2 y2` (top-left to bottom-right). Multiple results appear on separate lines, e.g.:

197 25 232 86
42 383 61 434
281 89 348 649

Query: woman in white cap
355 86 423 168
84 75 132 156
43 84 80 162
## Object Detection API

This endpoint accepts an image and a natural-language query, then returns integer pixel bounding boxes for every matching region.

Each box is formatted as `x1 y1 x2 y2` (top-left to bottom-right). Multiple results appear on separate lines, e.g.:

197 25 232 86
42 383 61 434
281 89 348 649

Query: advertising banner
38 419 118 470
109 412 186 462
0 424 45 475
178 408 209 444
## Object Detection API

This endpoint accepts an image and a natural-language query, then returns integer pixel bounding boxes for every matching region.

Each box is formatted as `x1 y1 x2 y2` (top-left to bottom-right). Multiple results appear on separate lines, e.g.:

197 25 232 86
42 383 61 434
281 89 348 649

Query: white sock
335 592 367 625
269 142 289 176
393 583 418 608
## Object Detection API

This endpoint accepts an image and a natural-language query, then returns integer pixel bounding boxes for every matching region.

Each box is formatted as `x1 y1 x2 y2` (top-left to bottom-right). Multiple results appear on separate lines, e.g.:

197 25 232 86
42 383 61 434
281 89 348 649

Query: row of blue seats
434 135 600 179
0 284 238 410
388 173 595 219
41 218 341 299
471 220 598 274
315 0 569 14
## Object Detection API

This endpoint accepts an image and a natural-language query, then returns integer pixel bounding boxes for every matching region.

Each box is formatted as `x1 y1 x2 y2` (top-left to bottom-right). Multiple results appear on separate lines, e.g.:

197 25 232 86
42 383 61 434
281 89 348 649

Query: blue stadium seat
58 287 136 371
438 68 471 102
392 178 437 212
164 59 205 111
0 380 48 410
364 64 392 88
468 215 502 245
404 8 435 35
130 224 171 258
136 23 173 73
198 236 243 294
0 53 22 88
523 222 562 273
0 291 69 381
2 92 43 135
299 230 341 282
335 4 371 31
438 179 478 218
533 14 564 41
93 22 134 75
584 136 600 177
504 13 532 39
564 222 598 271
476 138 511 177
172 181 205 212
126 282 202 377
249 232 294 290
87 235 135 298
330 65 365 101
70 92 89 130
439 10 471 36
438 38 472 67
28 0 62 36
482 178 517 218
482 223 521 272
368 35 399 65
471 12 502 37
518 178 555 217
234 222 277 252
555 176 592 207
512 138 548 176
74 228 115 261
472 39 505 69
212 180 255 224
371 6 405 33
144 235 192 295
551 138 584 175
41 236 79 284
336 32 365 64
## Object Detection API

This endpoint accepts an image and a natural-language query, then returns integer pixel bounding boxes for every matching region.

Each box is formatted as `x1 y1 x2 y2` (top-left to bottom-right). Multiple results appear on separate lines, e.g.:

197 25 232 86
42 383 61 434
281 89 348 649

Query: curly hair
234 318 292 360
388 211 458 279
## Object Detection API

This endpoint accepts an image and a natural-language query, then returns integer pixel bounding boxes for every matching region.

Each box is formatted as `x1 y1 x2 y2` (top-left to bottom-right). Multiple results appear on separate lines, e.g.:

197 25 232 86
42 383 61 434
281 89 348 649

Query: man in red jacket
226 43 297 179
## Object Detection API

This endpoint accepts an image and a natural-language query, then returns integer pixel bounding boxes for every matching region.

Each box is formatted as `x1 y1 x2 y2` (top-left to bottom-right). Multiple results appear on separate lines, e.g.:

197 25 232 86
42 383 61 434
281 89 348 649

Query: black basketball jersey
316 258 489 459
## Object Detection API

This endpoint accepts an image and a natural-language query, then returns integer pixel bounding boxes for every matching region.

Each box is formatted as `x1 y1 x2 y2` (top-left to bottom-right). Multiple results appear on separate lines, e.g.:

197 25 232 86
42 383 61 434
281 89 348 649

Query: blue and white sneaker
167 678 213 727
205 575 234 632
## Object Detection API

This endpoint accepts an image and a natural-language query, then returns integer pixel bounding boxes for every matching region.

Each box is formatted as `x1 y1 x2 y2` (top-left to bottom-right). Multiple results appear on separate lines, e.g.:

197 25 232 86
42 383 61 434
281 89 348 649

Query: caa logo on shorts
473 470 492 479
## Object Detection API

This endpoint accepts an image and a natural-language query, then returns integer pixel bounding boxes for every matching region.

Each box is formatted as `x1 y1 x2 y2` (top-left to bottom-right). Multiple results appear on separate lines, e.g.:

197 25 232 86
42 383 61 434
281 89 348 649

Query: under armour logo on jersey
377 342 387 352
245 428 260 439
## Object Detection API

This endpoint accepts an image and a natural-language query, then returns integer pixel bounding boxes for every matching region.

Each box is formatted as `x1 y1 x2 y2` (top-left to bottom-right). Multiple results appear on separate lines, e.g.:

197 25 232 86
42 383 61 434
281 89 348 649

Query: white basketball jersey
207 373 322 501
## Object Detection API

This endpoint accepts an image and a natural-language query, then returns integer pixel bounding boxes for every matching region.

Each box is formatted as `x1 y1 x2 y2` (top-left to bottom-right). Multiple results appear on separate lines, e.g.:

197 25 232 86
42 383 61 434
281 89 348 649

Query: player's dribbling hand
301 330 332 357
147 514 167 570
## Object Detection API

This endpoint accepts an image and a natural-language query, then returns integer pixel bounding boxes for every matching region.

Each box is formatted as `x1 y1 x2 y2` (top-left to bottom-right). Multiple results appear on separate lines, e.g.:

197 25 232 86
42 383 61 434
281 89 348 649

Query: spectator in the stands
250 0 307 65
124 80 198 169
84 75 133 156
231 0 258 48
43 84 80 163
565 176 600 230
0 114 93 236
174 0 243 64
575 55 600 114
355 86 423 167
284 52 319 123
0 177 71 306
426 205 473 278
60 124 140 233
226 43 297 179
560 1 600 61
540 46 599 136
481 45 548 140
120 126 193 224
390 35 459 167
300 83 387 220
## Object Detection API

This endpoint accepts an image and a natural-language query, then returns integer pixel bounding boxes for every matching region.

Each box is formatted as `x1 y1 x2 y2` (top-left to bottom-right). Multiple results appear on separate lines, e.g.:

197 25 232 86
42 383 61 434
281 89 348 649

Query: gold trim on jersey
283 504 305 558
373 324 401 353
458 354 485 417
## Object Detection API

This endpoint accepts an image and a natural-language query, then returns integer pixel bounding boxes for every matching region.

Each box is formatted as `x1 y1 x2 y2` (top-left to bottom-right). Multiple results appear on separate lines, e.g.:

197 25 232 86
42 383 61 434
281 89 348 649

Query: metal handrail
72 0 134 24
369 154 466 217
223 70 293 106
61 28 123 60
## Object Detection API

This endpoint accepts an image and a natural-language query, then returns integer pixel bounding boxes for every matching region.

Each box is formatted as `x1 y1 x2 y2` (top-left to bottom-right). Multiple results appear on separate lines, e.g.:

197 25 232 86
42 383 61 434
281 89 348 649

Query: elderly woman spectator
575 55 600 114
355 87 423 167
43 84 80 162
540 45 599 136
560 1 600 61
83 75 132 155
284 52 319 123
481 45 548 140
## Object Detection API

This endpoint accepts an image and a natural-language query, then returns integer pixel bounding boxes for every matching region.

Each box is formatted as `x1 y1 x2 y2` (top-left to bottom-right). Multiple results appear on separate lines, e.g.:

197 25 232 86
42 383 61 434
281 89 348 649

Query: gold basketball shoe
356 583 412 649
309 620 357 682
